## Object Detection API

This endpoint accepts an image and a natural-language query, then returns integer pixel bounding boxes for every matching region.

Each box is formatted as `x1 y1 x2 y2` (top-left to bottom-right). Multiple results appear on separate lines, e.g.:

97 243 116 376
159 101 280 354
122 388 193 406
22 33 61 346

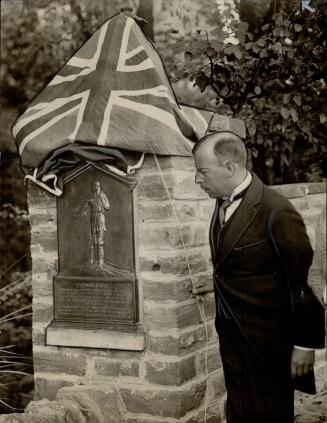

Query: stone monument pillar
29 155 225 422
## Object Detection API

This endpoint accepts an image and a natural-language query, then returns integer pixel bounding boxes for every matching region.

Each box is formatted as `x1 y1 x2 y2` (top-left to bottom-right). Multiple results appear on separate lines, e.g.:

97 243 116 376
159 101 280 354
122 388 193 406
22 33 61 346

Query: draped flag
12 12 214 194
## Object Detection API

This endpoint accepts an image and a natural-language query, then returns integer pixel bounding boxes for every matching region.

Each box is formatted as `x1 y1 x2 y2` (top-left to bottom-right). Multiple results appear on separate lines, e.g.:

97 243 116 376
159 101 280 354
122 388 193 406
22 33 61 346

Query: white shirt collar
229 171 252 201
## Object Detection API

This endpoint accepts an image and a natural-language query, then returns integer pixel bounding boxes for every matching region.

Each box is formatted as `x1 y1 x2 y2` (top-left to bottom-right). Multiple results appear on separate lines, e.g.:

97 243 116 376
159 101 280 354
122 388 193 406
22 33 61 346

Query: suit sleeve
272 207 325 349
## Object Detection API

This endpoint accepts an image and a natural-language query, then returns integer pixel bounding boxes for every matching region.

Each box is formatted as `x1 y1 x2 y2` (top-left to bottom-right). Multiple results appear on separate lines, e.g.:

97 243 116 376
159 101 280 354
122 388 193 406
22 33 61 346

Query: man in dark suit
193 131 325 423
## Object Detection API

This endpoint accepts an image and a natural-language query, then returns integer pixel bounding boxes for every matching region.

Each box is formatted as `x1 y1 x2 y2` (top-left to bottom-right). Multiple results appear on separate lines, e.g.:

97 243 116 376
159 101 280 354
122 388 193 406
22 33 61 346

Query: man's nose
195 171 202 184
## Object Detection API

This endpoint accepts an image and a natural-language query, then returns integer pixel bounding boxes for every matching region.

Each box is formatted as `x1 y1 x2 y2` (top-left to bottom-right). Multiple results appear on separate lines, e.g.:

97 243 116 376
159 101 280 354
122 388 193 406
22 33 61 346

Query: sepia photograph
0 0 326 422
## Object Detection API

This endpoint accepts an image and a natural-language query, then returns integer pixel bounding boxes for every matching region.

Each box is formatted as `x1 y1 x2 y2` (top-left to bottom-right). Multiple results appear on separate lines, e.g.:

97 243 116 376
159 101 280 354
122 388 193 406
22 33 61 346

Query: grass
0 271 33 414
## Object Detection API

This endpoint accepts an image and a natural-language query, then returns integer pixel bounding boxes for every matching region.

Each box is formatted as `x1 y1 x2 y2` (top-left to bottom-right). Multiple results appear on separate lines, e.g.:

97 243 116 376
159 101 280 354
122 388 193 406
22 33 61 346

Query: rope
152 152 210 422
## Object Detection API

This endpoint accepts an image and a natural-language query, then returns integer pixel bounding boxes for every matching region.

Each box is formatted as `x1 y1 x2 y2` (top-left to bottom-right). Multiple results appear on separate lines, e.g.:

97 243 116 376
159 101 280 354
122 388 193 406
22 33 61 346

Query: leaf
248 120 257 136
287 49 294 59
238 21 249 34
293 95 301 106
225 45 243 60
245 42 253 50
210 27 224 40
247 32 254 41
257 38 266 47
260 48 268 58
290 108 298 122
294 24 302 33
254 86 261 95
281 107 290 119
283 94 290 105
272 42 282 55
320 113 327 124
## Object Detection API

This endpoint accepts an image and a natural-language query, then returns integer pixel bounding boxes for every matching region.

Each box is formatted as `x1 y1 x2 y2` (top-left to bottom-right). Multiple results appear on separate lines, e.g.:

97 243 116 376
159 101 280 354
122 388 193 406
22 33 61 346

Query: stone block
290 197 311 213
198 200 216 220
28 183 56 209
174 201 199 221
143 275 193 302
120 379 206 419
196 345 222 375
205 402 225 423
308 193 326 211
172 173 208 200
144 301 178 329
144 300 205 330
139 222 209 250
271 184 308 199
145 356 196 385
176 301 205 329
120 387 181 418
32 272 53 297
202 294 216 321
181 405 223 423
32 324 46 345
192 223 209 247
180 380 207 417
33 347 87 376
138 199 199 223
147 324 209 356
57 385 125 423
138 201 173 222
32 257 58 275
302 212 321 228
139 223 192 249
147 330 180 355
139 248 210 276
25 399 66 423
29 209 57 232
306 182 326 194
178 325 207 356
137 173 175 201
207 320 218 342
32 297 53 323
34 377 74 401
94 359 139 378
30 233 58 253
207 371 226 401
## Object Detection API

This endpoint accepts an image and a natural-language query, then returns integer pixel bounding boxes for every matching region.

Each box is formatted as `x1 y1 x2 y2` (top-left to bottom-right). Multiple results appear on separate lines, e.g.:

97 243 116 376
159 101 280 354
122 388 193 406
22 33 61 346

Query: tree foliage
1 0 131 113
167 2 327 183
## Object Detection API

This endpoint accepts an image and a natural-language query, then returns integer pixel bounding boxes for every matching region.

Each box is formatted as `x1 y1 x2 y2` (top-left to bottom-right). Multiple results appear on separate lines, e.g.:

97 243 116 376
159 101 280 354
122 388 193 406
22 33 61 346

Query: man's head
193 131 247 198
92 180 101 194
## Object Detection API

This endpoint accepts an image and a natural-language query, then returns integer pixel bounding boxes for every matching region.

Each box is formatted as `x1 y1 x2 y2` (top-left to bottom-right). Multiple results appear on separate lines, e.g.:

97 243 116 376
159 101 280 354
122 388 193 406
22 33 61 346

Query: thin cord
152 152 210 422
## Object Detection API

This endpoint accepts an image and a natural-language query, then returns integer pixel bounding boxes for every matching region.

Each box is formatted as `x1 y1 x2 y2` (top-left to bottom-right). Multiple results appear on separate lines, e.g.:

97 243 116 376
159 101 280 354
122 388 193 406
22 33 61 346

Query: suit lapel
217 174 263 266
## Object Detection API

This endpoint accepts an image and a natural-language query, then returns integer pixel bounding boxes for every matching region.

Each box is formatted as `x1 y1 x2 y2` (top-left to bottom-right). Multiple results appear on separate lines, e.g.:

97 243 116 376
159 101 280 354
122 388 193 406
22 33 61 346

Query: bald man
193 132 325 423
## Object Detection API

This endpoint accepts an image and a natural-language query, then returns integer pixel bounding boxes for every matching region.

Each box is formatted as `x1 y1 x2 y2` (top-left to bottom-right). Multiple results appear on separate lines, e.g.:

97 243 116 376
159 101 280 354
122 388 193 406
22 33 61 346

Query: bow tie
218 189 248 225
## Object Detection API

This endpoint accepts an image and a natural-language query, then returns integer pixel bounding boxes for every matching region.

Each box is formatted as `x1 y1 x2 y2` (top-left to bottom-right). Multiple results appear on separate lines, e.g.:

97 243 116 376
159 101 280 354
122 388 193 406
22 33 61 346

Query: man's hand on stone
291 347 315 378
190 286 212 302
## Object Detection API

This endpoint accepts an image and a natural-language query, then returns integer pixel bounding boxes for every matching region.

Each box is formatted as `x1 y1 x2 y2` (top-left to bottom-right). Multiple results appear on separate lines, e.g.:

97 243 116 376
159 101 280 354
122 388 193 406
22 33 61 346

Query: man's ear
224 160 235 178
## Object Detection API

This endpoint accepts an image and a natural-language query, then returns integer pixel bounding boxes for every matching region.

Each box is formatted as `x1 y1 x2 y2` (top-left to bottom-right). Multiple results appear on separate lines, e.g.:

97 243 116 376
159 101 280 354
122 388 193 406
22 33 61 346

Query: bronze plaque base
53 275 139 330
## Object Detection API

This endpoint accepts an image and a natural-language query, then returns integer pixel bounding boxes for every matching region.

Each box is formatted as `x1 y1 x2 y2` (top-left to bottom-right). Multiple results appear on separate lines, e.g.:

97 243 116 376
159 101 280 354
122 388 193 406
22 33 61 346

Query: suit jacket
210 173 325 390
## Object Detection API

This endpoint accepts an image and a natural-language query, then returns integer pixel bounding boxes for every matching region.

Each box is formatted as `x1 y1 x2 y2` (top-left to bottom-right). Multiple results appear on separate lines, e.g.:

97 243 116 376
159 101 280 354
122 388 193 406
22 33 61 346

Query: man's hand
291 347 315 378
190 285 212 302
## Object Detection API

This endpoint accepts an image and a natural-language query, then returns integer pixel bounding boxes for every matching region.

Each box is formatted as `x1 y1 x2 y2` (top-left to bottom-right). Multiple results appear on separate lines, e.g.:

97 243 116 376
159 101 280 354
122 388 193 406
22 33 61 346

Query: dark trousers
216 317 294 423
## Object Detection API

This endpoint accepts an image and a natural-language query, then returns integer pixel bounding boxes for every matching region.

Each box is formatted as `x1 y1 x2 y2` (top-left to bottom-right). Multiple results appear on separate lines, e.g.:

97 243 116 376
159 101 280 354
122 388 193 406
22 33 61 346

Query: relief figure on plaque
74 180 110 269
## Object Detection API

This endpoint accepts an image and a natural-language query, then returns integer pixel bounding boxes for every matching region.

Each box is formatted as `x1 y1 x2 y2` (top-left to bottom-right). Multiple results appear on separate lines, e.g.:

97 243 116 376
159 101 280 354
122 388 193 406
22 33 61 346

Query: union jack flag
13 12 213 176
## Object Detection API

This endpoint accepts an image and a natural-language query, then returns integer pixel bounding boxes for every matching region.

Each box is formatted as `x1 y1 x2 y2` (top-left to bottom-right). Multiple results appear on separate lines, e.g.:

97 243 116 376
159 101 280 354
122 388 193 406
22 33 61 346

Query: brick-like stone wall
27 154 326 422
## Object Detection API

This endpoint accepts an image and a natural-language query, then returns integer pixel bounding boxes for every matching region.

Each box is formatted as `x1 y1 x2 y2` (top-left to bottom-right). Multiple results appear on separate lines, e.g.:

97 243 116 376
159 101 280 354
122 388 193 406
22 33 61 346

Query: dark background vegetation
0 0 325 413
